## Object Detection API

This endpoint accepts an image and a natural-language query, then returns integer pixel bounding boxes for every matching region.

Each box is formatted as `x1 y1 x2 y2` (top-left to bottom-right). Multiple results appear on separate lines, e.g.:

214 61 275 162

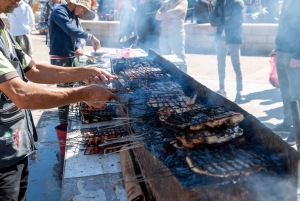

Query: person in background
119 0 136 47
135 0 162 52
193 0 213 24
213 0 244 103
270 0 300 145
6 0 35 57
185 0 196 23
0 0 117 200
97 0 115 20
259 0 279 23
38 0 67 47
155 0 188 73
49 0 100 123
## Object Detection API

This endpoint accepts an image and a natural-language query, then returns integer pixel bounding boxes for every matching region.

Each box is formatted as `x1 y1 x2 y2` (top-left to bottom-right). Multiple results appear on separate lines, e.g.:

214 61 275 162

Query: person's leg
159 35 172 55
0 157 29 201
279 52 300 143
14 36 27 54
51 58 78 123
276 52 293 128
214 39 227 92
227 43 243 93
17 158 29 201
169 34 187 73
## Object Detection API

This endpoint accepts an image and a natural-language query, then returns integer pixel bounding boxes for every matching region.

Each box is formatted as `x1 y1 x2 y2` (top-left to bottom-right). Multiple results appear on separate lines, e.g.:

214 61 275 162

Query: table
60 119 127 201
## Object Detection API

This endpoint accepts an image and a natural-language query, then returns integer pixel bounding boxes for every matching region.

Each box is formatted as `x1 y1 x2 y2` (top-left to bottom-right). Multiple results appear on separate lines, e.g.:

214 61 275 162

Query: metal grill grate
79 102 117 124
186 142 284 178
160 106 244 130
82 127 128 155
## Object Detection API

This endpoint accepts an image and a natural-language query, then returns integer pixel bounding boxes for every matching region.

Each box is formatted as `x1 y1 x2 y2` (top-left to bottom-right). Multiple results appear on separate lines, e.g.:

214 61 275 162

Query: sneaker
234 94 242 104
273 123 292 133
286 132 296 145
216 90 227 98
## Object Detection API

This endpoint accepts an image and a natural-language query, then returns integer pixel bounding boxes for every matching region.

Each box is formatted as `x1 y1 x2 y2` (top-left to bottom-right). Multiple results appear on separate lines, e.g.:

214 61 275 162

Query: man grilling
0 0 117 199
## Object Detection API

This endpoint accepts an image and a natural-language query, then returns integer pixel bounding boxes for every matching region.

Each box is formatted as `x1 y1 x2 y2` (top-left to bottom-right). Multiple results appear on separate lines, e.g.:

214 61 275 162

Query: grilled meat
160 106 244 130
175 124 243 148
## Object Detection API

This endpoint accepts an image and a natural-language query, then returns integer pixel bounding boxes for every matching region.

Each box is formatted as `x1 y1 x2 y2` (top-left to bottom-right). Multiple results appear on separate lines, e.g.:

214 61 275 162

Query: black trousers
0 157 29 201
50 57 78 123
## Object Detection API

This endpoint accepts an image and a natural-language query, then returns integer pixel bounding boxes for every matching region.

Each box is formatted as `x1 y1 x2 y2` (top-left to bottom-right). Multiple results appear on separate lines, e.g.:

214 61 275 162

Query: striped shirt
0 19 34 83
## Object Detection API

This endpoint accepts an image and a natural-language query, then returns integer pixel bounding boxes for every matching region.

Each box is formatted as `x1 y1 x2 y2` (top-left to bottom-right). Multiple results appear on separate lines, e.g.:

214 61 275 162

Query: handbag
269 56 280 88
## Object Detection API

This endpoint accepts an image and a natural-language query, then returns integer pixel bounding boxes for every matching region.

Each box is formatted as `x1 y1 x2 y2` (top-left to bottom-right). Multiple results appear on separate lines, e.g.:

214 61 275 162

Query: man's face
0 0 21 13
74 5 86 16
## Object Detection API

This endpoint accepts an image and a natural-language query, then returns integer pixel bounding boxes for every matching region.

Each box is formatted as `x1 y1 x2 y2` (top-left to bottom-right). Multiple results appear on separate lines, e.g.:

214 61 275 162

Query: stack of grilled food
113 58 245 149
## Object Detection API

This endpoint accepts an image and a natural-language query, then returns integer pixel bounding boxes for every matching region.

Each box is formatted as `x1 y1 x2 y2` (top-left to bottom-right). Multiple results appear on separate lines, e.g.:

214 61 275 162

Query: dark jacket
275 0 300 59
194 0 211 24
49 5 87 56
214 0 244 44
135 0 163 51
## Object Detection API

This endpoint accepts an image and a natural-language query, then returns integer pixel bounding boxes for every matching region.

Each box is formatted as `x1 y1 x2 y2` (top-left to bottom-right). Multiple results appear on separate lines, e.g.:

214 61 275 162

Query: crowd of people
0 0 299 200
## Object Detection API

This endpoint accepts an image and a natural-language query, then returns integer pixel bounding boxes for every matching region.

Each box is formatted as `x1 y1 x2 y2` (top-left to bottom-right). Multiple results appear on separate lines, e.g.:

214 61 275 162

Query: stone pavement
27 30 290 200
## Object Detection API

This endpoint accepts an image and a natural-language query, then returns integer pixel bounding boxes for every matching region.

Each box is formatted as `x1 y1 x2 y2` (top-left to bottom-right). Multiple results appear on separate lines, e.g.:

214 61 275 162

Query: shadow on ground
242 88 284 130
27 110 63 201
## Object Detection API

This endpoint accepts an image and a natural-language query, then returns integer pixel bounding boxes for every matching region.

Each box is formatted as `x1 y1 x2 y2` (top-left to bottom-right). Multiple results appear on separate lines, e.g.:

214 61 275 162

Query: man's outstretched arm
0 77 117 109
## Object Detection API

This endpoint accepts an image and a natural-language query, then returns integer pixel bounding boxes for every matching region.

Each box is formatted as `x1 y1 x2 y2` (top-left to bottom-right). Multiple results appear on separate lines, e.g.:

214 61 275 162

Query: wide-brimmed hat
66 0 95 20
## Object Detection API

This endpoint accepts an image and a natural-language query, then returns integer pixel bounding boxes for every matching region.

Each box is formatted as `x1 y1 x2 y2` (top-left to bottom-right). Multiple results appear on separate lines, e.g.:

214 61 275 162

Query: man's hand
83 67 117 85
84 85 118 109
91 37 101 52
269 49 276 57
44 28 49 32
74 47 84 56
290 58 300 68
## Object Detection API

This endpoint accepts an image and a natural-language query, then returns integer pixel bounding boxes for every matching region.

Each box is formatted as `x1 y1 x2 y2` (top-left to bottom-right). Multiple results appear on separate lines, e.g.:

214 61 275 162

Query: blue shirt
49 5 88 56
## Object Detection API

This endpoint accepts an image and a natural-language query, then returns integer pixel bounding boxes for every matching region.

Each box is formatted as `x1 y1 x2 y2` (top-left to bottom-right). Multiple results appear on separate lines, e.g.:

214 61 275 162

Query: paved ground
27 30 289 200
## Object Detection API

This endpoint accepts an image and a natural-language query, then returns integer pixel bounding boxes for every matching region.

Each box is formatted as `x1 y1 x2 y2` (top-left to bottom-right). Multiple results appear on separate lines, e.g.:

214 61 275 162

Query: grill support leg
290 101 300 150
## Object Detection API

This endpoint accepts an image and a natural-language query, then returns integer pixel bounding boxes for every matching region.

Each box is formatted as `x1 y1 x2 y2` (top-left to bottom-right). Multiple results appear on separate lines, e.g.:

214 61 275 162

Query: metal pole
290 101 300 150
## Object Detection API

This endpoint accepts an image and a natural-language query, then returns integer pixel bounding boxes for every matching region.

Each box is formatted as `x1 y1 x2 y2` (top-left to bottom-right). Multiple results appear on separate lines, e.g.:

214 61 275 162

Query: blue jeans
159 34 187 73
276 52 300 126
215 39 243 92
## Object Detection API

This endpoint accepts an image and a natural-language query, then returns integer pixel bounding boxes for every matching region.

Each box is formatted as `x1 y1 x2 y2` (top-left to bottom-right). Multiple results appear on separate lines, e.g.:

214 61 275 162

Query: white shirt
7 1 35 36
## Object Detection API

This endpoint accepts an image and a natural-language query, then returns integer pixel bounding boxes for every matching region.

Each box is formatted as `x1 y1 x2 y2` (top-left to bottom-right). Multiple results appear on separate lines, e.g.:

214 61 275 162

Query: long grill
109 52 300 200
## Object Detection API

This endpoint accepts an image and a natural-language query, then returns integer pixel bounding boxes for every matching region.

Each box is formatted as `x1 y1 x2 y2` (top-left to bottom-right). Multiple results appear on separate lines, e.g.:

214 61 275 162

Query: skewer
93 101 126 105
